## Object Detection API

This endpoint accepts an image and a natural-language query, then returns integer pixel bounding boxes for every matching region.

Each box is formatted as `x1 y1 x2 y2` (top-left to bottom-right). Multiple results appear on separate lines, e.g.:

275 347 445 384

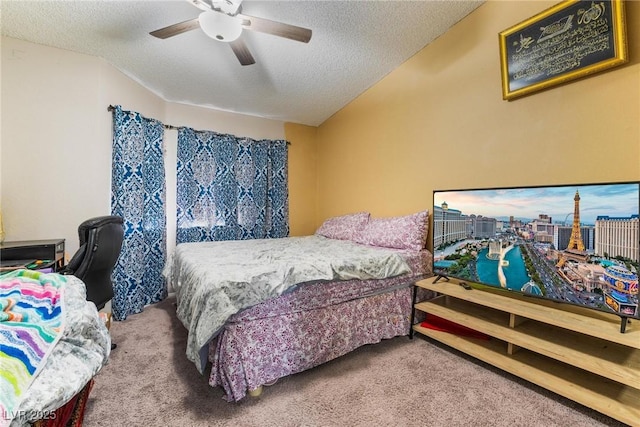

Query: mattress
164 235 416 373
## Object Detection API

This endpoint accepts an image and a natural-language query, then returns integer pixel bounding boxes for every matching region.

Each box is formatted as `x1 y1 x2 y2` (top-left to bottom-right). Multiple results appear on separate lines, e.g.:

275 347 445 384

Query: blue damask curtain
111 105 167 321
176 127 288 243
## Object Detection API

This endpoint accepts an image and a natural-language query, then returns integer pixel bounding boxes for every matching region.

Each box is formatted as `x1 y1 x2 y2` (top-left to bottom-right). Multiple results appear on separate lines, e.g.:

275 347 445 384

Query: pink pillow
315 212 370 241
355 210 429 250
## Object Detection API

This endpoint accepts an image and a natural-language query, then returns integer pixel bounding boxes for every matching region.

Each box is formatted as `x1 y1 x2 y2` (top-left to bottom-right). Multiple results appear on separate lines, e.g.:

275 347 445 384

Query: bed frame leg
248 386 263 397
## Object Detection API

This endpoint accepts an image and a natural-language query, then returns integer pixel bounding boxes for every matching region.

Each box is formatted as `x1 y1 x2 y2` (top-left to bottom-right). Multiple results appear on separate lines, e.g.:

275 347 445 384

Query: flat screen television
432 181 639 331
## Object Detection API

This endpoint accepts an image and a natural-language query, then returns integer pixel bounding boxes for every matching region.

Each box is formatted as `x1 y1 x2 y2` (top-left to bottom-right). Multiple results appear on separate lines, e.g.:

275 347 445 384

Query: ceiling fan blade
150 18 200 39
229 38 256 66
237 13 312 43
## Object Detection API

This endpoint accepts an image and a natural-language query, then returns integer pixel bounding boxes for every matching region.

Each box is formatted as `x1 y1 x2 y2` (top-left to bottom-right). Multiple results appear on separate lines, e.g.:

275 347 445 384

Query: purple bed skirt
208 250 433 401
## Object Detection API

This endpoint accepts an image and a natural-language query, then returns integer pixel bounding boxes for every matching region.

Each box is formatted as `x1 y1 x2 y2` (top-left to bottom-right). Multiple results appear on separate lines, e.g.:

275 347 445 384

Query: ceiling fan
150 0 312 66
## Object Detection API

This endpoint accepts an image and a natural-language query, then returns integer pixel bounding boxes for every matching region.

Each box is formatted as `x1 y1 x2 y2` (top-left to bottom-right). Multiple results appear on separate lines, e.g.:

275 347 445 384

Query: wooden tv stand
412 278 640 426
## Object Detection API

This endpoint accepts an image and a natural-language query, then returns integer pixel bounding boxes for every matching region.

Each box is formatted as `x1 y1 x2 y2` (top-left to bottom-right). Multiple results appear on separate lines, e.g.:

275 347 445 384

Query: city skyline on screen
434 183 639 225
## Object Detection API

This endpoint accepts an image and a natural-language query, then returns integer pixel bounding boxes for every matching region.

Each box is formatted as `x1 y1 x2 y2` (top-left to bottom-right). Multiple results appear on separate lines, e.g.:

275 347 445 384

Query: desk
0 239 65 271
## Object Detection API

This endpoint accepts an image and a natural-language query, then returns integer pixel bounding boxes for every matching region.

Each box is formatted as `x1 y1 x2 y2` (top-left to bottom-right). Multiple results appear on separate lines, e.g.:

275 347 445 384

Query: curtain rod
107 105 290 144
107 105 178 130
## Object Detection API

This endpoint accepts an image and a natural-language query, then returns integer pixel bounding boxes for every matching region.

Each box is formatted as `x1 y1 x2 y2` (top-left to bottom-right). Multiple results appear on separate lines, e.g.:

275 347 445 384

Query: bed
0 270 110 427
164 210 433 401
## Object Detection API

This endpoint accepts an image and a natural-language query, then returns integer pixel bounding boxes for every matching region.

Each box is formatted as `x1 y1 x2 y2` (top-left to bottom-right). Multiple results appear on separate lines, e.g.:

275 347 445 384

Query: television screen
433 182 640 321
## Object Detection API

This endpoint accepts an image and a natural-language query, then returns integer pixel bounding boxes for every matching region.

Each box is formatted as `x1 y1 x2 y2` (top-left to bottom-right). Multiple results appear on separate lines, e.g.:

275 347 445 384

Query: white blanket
163 235 411 373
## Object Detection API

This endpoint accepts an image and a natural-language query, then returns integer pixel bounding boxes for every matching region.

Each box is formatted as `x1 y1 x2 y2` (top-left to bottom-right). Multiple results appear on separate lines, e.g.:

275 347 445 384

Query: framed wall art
499 0 628 100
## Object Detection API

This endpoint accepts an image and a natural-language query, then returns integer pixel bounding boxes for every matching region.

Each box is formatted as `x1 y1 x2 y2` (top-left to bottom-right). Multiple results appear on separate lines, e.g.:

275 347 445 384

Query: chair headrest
78 215 124 245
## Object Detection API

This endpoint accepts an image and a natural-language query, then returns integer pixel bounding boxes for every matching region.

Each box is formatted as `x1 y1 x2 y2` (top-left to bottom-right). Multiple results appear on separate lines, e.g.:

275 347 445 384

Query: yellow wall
285 123 319 236
296 1 639 244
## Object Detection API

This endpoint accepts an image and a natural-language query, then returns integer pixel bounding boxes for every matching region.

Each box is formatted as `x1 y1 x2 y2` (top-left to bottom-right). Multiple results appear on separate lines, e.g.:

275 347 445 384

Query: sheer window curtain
176 127 289 243
110 105 167 321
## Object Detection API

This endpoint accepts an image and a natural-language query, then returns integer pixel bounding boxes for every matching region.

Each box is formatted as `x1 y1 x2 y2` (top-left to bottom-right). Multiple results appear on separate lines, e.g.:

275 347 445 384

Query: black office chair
61 215 124 348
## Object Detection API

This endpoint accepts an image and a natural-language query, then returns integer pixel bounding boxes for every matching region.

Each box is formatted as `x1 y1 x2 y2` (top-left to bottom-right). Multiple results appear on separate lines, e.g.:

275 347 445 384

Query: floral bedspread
163 235 411 373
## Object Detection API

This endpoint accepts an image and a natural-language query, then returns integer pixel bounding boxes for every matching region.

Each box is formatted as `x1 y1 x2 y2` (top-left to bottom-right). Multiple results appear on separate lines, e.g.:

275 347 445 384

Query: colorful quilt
0 270 65 427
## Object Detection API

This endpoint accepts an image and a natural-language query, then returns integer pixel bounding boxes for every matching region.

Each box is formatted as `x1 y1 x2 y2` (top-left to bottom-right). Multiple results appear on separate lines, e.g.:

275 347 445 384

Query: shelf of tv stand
412 278 640 426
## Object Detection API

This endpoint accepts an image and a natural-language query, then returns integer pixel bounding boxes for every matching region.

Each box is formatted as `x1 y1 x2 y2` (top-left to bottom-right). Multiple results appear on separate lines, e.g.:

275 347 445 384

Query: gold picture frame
499 0 628 101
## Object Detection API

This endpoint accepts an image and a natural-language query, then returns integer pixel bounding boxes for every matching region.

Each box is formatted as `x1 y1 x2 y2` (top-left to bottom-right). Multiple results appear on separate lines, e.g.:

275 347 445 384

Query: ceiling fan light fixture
199 11 242 42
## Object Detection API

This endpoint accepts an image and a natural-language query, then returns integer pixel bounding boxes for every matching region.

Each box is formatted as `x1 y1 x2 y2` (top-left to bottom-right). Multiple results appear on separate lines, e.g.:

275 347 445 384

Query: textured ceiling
1 0 483 126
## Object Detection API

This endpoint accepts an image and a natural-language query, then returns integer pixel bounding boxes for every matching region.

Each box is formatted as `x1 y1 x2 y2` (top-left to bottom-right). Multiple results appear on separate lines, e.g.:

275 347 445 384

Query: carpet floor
83 296 628 426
